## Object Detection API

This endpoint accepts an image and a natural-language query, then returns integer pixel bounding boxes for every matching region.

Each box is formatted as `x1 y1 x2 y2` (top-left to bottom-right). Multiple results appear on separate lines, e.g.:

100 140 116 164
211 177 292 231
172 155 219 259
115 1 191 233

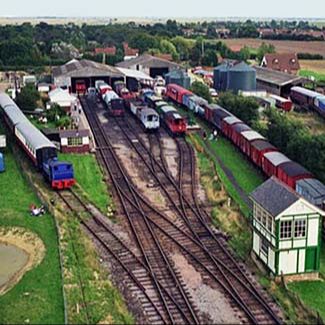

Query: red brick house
94 47 117 56
123 42 139 60
60 129 90 153
261 53 300 74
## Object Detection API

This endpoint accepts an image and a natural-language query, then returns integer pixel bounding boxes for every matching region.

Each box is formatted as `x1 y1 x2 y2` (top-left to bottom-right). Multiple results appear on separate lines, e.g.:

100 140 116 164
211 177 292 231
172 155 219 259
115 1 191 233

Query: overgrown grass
288 281 325 320
190 135 252 259
59 153 111 213
0 126 64 324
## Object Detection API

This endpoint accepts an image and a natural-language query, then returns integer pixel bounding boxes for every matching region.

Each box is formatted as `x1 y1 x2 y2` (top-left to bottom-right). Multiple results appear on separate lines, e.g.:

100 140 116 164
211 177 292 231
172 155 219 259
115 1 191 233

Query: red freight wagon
165 84 192 105
270 95 293 112
229 123 251 146
250 140 278 168
204 104 218 124
213 107 232 129
261 152 290 178
277 161 313 189
239 131 265 157
221 116 242 138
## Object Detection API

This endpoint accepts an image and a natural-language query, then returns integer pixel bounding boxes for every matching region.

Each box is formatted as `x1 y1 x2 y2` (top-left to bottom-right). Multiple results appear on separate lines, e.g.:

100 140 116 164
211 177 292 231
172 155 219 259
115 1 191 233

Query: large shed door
305 248 317 271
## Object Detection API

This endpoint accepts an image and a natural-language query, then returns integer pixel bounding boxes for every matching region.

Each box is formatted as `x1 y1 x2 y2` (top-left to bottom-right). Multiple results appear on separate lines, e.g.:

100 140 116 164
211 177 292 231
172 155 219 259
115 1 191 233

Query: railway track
80 97 200 325
105 107 283 324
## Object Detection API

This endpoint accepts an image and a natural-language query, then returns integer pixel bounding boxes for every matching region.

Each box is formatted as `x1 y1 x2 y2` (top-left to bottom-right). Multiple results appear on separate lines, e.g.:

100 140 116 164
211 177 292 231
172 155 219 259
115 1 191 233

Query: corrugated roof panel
264 151 290 166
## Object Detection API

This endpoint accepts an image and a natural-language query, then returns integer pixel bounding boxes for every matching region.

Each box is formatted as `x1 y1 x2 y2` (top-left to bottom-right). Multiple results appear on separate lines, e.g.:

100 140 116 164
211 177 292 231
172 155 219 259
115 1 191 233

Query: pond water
0 243 29 288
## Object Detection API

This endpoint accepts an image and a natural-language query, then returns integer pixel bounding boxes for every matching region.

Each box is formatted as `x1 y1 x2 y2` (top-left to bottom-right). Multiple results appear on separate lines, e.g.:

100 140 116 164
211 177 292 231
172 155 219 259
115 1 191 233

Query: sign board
0 135 6 148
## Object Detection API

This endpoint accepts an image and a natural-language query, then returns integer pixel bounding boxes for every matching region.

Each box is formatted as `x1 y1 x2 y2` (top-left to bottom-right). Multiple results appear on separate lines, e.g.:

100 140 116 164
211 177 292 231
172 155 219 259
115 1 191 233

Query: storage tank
213 63 229 91
165 70 191 89
228 62 256 93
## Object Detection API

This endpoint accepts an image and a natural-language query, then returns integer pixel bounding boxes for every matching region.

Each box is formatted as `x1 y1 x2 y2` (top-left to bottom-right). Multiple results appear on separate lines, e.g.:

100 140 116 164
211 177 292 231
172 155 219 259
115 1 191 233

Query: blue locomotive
0 93 75 189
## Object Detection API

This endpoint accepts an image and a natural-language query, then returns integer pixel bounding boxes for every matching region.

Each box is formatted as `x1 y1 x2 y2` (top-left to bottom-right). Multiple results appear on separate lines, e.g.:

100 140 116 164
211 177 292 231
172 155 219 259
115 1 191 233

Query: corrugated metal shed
165 70 191 89
251 177 299 217
263 152 290 166
241 130 264 141
296 178 325 206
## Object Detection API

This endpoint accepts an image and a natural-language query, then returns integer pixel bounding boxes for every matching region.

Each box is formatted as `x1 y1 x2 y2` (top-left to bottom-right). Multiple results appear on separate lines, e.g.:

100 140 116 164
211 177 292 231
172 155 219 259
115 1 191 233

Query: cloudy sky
1 0 324 18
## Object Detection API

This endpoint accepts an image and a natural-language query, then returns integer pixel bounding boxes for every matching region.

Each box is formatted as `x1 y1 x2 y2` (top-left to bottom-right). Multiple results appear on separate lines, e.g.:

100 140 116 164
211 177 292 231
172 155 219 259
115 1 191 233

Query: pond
0 243 29 289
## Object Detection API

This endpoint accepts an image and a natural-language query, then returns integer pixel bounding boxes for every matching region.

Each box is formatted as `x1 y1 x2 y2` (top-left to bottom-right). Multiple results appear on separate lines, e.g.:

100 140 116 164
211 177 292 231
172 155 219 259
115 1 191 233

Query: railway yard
2 13 325 325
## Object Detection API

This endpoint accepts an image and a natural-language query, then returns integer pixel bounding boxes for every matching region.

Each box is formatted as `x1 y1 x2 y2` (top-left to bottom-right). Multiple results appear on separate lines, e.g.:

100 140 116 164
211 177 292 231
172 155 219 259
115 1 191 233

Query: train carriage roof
3 105 29 125
251 139 277 151
296 178 325 200
263 152 290 166
160 105 177 113
232 123 251 133
278 161 312 177
291 86 320 98
241 130 265 142
223 116 242 125
16 121 56 150
141 108 159 116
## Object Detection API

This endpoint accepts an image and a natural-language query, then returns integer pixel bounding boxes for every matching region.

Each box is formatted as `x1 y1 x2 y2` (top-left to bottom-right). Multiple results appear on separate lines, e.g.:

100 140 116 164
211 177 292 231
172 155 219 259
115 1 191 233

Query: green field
0 130 64 323
59 153 111 213
299 69 325 82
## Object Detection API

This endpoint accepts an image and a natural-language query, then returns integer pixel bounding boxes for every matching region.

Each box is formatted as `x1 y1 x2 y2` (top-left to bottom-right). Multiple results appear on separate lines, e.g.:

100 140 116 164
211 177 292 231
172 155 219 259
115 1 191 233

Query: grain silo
228 62 256 93
213 63 229 91
165 70 191 89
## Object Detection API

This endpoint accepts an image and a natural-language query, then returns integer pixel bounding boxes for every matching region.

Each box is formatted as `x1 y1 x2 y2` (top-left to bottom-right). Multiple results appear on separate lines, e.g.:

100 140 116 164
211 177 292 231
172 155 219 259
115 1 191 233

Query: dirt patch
172 252 240 324
0 227 45 295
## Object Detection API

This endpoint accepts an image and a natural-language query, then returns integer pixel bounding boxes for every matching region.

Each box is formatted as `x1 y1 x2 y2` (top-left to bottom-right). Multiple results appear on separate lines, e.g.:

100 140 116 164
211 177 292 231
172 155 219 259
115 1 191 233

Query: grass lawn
59 153 111 213
0 130 64 323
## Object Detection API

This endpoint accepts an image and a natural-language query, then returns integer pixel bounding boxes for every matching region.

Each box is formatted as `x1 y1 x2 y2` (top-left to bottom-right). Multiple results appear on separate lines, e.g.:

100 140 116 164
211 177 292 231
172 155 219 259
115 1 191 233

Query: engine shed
53 59 125 93
250 177 324 281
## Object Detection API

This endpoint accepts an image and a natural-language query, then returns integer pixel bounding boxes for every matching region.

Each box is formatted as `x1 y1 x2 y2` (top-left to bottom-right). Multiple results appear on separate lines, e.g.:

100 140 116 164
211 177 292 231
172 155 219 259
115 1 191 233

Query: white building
48 88 77 112
250 177 324 279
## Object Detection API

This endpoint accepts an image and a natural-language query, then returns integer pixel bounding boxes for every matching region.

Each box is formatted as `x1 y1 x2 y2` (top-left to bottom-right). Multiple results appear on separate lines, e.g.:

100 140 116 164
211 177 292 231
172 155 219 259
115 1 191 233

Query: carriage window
294 219 306 238
280 220 292 239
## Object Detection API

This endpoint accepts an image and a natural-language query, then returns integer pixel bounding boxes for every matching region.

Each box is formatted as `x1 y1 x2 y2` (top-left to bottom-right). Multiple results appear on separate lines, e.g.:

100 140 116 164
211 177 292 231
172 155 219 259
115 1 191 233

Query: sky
1 0 325 19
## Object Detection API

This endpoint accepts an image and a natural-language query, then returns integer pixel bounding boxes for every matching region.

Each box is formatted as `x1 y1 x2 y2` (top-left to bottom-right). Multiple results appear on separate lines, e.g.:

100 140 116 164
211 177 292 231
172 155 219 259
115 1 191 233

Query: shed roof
255 66 304 87
241 130 265 141
53 59 124 78
263 151 290 166
278 161 312 177
250 177 299 217
59 129 89 138
116 54 181 69
251 139 277 151
116 67 153 81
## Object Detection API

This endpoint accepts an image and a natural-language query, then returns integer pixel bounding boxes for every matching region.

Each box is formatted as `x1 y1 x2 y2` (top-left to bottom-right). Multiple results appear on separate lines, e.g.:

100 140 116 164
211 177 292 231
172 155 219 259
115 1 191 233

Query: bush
190 81 212 103
15 84 40 111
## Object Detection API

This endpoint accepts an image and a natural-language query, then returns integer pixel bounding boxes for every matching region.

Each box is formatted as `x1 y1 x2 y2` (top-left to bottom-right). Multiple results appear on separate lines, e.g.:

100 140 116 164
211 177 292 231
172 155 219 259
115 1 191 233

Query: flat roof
53 59 124 79
255 66 305 87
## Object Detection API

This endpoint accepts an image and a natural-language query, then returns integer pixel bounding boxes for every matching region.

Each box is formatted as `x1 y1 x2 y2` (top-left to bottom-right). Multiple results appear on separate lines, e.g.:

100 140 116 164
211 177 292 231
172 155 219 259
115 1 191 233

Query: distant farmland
223 38 325 56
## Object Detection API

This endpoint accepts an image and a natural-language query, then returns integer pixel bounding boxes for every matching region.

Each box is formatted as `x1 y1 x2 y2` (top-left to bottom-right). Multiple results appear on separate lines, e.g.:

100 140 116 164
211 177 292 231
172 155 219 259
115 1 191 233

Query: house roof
116 54 181 69
49 88 77 102
250 177 299 217
94 47 116 55
263 53 300 73
53 59 124 78
123 42 139 56
59 129 89 138
254 66 304 87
